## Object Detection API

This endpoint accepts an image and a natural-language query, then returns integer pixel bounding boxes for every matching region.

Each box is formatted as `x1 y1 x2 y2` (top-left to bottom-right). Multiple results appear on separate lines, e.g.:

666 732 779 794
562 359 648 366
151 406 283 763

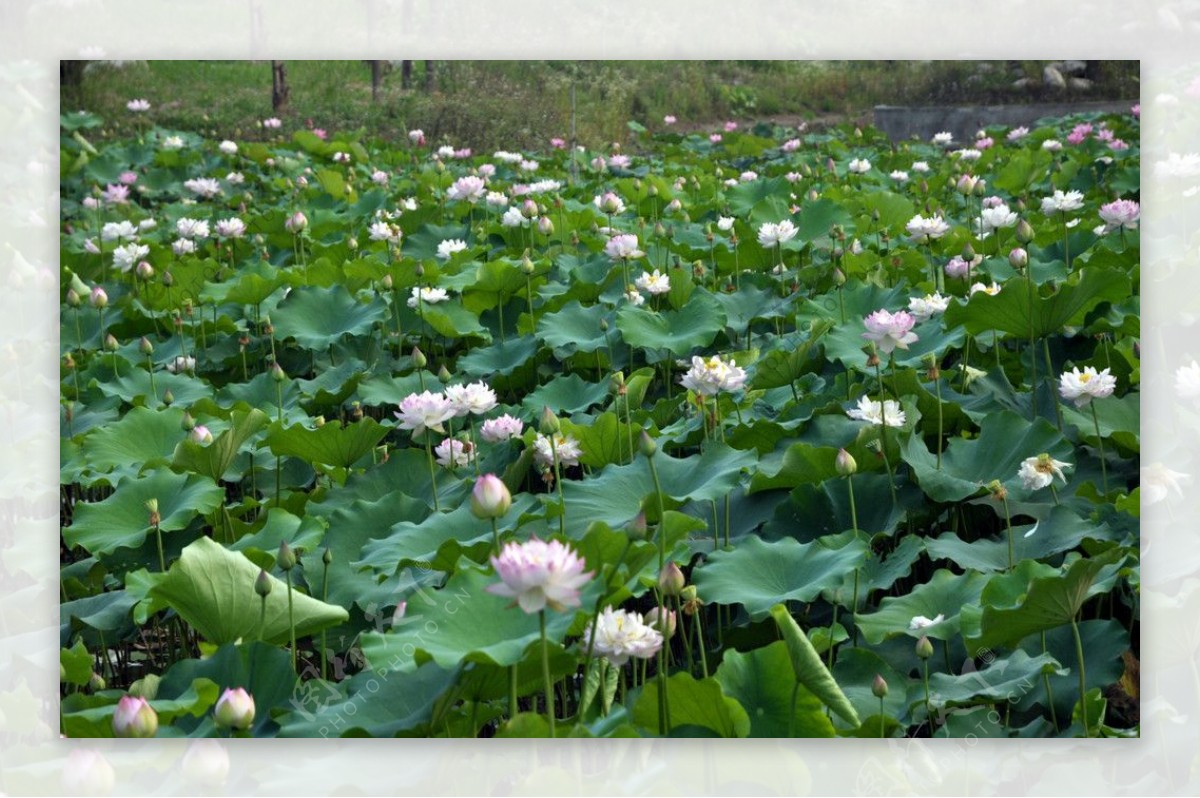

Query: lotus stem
539 610 556 738
1090 402 1109 495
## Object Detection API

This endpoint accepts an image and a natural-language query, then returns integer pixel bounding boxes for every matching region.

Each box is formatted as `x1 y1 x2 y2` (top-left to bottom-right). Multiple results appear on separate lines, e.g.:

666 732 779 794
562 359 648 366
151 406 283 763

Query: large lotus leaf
61 591 138 638
354 493 539 576
293 361 364 405
401 222 469 261
711 284 796 334
521 373 609 415
201 269 285 307
561 412 643 469
1061 392 1139 452
358 563 597 672
420 301 490 340
171 407 269 482
276 661 460 737
928 650 1068 706
460 259 529 311
693 535 868 619
457 335 539 377
150 537 349 646
859 189 917 228
558 443 756 536
924 505 1112 573
65 469 225 555
796 280 907 327
156 641 297 736
229 507 327 557
854 569 990 645
762 473 920 541
355 371 431 408
616 289 726 355
536 300 615 355
900 410 1073 503
832 647 911 723
942 268 1131 339
830 534 925 604
60 640 94 687
960 550 1127 654
81 406 186 482
796 197 854 241
303 493 429 613
265 418 390 470
96 367 211 409
726 176 792 224
715 641 836 737
748 324 831 390
271 285 389 349
769 604 861 727
633 672 751 738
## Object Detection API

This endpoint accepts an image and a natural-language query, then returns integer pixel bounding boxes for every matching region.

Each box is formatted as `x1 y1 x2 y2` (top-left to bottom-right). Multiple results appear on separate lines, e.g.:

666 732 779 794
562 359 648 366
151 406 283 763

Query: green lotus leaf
633 672 751 738
715 641 836 737
150 537 349 646
264 417 389 470
854 569 990 645
270 284 389 350
615 289 726 356
770 604 860 727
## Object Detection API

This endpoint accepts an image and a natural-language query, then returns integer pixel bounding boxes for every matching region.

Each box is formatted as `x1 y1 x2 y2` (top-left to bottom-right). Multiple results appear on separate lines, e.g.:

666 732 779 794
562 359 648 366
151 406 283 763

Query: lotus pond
59 108 1140 738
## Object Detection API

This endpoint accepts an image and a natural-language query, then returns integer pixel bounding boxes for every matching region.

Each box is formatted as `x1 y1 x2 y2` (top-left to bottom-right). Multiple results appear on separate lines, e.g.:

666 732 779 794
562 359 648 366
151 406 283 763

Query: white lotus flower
582 607 664 666
846 396 905 427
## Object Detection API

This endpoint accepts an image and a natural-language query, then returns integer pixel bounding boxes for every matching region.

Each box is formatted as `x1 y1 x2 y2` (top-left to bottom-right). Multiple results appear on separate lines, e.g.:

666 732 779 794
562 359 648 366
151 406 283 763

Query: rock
1060 60 1087 76
1043 65 1067 89
1012 77 1034 90
1069 77 1094 91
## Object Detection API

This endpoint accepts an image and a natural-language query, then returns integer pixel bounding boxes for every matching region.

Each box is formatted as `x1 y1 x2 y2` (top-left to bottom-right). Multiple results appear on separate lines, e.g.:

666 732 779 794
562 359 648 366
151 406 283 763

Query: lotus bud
138 337 154 355
89 286 108 308
599 318 609 332
961 243 976 262
414 263 425 278
313 415 325 428
104 333 119 352
411 346 427 368
871 674 889 698
1015 218 1035 244
277 540 296 572
626 511 649 540
136 261 155 280
180 411 195 432
539 406 560 434
658 562 685 597
254 569 272 598
66 288 82 307
520 254 535 275
213 687 255 730
470 473 512 519
437 365 451 384
285 211 308 233
646 607 677 638
348 237 358 250
162 389 174 406
349 402 362 422
1008 247 1028 269
986 478 1007 501
271 362 286 382
112 695 158 738
145 498 160 527
380 274 393 290
537 216 554 235
322 547 333 566
833 267 847 287
836 448 857 476
89 672 106 691
639 430 657 458
915 635 934 659
392 601 407 625
190 425 213 445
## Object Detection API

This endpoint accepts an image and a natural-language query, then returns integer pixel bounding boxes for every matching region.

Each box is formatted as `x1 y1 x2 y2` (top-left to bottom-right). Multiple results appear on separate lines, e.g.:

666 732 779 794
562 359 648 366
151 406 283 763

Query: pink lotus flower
262 117 282 129
118 171 138 185
444 381 498 417
663 115 677 125
447 175 487 203
862 309 918 354
395 391 456 435
312 128 327 140
709 133 723 143
974 137 994 150
1099 199 1140 231
1066 123 1093 145
550 137 566 149
605 233 644 260
480 414 524 442
434 437 473 468
486 537 592 613
103 184 130 205
1131 103 1140 119
126 98 151 112
782 138 801 152
724 120 738 132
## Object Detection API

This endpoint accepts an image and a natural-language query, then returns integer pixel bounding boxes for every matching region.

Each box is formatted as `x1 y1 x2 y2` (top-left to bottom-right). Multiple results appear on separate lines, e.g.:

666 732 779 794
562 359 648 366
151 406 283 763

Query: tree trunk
370 60 383 102
272 60 290 112
61 61 87 106
424 60 436 93
401 60 413 90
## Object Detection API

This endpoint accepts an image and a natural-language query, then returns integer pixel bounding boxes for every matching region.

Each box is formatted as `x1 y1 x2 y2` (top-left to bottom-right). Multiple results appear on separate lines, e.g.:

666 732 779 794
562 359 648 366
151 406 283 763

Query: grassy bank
66 60 1138 150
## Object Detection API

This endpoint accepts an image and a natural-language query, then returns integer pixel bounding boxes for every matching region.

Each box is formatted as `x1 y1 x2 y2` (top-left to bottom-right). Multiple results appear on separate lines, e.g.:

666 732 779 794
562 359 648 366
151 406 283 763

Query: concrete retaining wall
873 101 1135 143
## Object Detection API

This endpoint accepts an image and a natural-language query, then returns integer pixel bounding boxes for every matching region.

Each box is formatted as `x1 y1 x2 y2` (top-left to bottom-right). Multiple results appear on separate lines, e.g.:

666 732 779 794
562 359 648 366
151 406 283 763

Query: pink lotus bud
190 425 213 445
89 286 108 308
646 606 677 638
1009 247 1028 269
391 600 407 626
658 562 685 596
285 211 308 233
537 216 554 235
112 695 158 738
836 448 858 476
470 474 512 519
872 674 889 698
213 687 255 730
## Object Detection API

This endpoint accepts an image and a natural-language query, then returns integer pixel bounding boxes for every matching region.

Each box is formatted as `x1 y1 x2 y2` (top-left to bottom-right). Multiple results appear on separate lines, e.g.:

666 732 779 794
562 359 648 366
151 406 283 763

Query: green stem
286 569 297 673
923 658 932 726
1001 494 1015 571
540 610 556 738
1090 402 1109 496
1072 617 1089 737
510 665 519 719
932 365 944 470
879 695 886 738
1044 339 1064 432
490 517 501 555
789 681 800 737
873 360 897 503
425 434 440 511
321 554 330 682
1042 631 1059 732
549 434 565 536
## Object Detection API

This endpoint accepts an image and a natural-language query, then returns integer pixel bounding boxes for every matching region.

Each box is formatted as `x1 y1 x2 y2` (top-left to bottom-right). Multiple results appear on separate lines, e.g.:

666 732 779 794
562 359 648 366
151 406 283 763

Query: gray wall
873 101 1136 143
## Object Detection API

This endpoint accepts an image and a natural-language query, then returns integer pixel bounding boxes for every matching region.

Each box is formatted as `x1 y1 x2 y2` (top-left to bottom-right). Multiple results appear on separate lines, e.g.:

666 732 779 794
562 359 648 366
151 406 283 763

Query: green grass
66 60 1139 151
